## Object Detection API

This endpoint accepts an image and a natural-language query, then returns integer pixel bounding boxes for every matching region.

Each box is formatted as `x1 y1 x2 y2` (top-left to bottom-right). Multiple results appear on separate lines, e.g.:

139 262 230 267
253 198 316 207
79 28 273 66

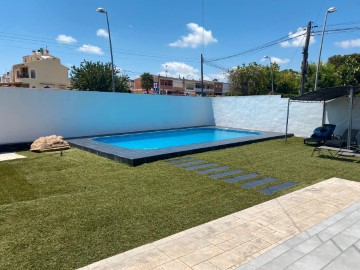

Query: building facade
133 75 229 96
0 49 69 89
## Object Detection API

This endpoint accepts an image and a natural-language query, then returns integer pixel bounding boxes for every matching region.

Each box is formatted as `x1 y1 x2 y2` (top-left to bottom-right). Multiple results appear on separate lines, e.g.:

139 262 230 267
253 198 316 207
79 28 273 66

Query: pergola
285 86 360 148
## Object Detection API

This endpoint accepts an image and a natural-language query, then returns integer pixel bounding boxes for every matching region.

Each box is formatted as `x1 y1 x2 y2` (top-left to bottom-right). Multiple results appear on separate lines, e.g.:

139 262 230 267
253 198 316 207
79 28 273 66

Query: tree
140 72 154 94
228 62 277 96
335 57 360 86
70 60 130 93
229 62 270 96
276 69 301 96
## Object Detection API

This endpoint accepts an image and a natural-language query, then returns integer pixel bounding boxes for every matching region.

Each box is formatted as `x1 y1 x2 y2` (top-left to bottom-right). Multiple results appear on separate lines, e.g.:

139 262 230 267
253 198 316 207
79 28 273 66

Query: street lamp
264 56 274 94
97 7 115 92
314 7 336 92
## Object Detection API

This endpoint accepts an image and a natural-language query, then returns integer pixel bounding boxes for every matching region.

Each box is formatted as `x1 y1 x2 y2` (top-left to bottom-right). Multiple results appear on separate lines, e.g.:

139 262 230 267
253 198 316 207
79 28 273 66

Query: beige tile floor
78 178 360 270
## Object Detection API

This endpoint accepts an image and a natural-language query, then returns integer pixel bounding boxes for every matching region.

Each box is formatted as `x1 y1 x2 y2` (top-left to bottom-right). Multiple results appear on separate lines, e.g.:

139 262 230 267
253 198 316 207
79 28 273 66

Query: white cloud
335 39 360 49
280 27 315 48
96 29 109 38
204 72 228 82
77 44 104 55
169 23 218 48
158 62 227 82
56 34 77 44
160 62 199 78
261 56 290 65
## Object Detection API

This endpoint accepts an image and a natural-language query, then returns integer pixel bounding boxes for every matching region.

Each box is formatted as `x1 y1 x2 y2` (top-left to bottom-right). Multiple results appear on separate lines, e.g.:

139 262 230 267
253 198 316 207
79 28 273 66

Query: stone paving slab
165 157 195 164
0 153 26 162
185 163 218 171
241 177 277 189
224 173 259 183
78 178 360 270
175 160 205 168
209 170 244 179
260 181 296 195
196 166 230 175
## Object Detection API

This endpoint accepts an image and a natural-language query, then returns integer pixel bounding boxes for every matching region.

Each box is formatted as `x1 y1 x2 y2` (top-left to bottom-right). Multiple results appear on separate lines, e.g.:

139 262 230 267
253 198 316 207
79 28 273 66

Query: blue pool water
93 128 262 150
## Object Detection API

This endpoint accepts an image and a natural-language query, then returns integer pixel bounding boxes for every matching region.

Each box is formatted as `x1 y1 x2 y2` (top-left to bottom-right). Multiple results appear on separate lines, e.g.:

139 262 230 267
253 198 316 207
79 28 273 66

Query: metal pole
347 86 354 149
105 11 116 92
270 59 274 94
201 54 204 96
322 101 326 125
314 7 336 91
285 99 290 142
300 21 312 95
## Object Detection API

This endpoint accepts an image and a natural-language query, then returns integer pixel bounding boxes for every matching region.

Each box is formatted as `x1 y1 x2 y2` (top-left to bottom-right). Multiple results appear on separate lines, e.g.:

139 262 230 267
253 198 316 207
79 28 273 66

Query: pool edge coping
68 126 293 166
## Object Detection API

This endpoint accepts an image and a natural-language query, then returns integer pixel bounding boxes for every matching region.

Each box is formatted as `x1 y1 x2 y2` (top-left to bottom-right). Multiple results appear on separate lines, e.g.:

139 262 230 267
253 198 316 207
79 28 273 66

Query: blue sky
1 0 360 81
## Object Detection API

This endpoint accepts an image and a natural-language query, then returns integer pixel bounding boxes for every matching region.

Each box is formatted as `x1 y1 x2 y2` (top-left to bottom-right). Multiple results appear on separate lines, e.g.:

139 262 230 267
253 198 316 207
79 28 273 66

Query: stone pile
30 135 70 152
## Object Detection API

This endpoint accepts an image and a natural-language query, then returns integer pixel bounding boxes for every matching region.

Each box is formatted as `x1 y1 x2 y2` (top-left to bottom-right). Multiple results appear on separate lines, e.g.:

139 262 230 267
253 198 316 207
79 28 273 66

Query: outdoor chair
304 124 336 145
324 129 359 148
338 145 360 158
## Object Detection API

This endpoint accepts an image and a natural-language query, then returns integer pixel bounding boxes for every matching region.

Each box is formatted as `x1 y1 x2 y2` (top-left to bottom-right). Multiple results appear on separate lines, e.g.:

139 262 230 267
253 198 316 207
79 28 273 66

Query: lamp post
97 7 115 92
314 7 336 92
264 56 274 94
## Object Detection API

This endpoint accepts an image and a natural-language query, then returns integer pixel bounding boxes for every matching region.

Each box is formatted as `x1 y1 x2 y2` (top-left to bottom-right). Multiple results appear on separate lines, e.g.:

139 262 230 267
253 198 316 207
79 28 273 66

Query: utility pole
201 54 204 96
300 21 312 95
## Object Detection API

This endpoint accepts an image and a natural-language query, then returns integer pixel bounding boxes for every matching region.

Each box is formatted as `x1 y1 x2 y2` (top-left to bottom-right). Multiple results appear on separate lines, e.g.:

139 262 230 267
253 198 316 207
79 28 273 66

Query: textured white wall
213 95 360 138
326 97 360 140
1 89 359 145
0 88 214 144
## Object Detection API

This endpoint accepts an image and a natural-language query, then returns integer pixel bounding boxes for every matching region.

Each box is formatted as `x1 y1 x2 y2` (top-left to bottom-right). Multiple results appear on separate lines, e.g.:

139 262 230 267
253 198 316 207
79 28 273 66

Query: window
30 70 36 79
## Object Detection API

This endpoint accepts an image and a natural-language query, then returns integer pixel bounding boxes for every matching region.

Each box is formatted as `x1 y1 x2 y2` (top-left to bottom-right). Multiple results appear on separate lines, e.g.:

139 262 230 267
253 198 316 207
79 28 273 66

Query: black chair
324 129 359 148
304 124 336 145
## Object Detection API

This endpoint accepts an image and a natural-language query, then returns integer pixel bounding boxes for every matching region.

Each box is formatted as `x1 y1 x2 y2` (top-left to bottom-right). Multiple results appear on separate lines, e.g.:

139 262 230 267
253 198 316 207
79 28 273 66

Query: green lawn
0 137 359 270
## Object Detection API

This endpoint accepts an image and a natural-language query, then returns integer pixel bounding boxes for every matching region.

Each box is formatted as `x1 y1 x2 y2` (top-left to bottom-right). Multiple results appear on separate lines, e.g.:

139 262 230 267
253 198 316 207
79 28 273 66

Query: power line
205 26 360 64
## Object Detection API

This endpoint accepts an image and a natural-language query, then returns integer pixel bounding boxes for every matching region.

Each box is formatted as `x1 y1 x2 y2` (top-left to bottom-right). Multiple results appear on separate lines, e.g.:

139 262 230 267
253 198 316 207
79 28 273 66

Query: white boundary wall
1 89 359 144
0 88 214 144
213 95 360 139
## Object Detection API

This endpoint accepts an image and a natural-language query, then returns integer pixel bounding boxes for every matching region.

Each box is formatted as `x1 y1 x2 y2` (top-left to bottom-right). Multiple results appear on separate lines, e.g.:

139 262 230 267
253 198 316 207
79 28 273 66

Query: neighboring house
0 49 69 89
0 71 12 84
133 75 227 96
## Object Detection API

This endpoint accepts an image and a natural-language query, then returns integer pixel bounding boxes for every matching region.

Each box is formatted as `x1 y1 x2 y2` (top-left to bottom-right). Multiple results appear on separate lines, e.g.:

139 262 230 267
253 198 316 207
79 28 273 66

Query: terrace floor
79 178 360 270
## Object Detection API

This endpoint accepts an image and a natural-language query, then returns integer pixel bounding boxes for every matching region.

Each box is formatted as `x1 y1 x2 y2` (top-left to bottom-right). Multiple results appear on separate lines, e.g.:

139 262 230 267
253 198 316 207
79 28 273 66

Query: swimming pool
93 128 262 150
69 127 289 166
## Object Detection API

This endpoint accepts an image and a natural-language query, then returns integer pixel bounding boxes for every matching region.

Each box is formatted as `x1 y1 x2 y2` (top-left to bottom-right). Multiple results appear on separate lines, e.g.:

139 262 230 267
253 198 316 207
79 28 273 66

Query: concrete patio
78 177 360 270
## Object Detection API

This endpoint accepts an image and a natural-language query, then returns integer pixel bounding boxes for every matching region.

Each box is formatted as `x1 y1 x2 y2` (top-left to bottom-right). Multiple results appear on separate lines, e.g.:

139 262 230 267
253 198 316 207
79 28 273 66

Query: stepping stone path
165 156 297 195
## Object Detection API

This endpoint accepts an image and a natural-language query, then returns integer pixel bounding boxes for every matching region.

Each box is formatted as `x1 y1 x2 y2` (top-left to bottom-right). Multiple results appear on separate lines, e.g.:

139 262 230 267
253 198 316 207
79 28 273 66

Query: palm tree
140 72 154 94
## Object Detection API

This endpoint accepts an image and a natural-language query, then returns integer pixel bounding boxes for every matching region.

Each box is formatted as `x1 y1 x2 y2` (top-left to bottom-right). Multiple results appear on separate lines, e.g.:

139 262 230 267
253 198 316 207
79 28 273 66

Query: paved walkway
237 200 360 270
78 178 360 270
0 152 26 162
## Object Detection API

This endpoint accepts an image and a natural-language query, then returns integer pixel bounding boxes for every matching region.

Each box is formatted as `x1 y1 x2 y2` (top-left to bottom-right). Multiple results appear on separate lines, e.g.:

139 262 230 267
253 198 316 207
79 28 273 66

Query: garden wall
212 95 360 139
0 88 215 144
1 89 359 145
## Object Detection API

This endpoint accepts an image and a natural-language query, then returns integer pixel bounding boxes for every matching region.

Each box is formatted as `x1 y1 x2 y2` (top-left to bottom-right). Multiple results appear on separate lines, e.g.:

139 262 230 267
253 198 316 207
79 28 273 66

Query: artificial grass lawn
0 137 359 269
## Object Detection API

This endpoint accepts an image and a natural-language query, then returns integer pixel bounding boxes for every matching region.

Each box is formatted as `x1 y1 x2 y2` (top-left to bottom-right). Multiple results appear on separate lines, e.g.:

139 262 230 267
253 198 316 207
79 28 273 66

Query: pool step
224 173 259 183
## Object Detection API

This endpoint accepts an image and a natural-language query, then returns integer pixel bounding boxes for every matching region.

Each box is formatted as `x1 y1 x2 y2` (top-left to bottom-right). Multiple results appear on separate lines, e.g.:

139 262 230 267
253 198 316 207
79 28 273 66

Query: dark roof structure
291 86 360 102
286 86 359 149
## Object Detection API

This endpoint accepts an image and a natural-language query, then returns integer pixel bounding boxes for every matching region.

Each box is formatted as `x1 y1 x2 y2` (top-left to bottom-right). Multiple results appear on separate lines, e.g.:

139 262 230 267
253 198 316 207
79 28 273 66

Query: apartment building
0 49 69 89
133 75 229 96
